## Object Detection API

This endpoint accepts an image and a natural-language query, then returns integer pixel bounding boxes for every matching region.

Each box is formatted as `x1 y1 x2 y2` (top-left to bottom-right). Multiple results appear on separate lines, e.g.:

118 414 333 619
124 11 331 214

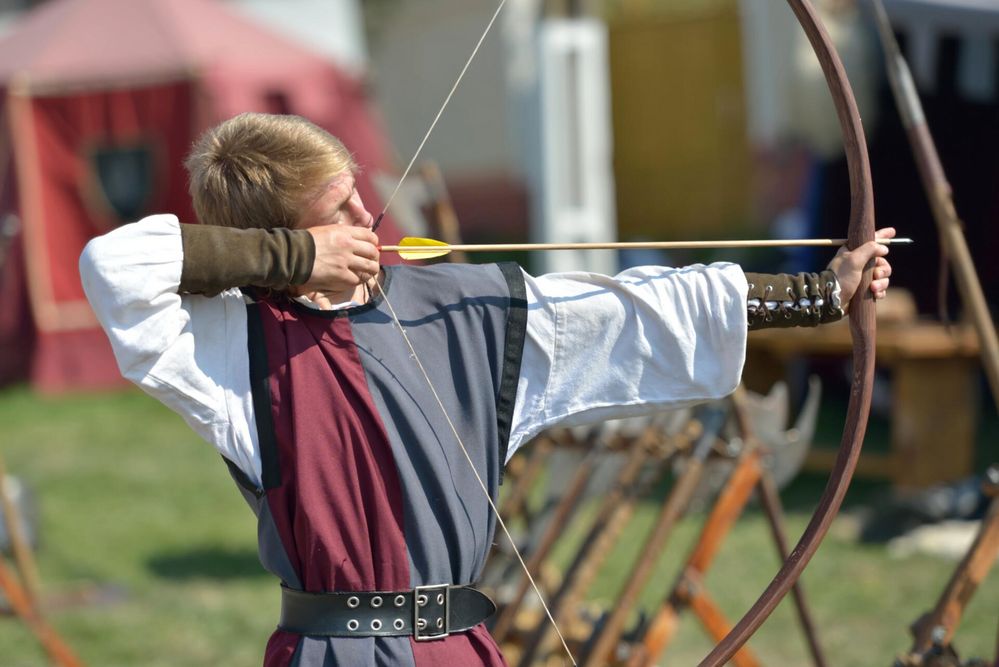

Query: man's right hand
303 225 381 294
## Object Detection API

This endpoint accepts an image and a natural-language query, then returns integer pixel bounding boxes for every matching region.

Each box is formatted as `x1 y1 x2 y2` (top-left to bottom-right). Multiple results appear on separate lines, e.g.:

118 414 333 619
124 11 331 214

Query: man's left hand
827 227 895 310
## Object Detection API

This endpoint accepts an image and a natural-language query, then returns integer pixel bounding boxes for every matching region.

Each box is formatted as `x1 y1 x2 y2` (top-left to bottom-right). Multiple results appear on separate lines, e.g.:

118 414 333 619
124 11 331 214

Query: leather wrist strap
745 270 844 330
179 224 315 296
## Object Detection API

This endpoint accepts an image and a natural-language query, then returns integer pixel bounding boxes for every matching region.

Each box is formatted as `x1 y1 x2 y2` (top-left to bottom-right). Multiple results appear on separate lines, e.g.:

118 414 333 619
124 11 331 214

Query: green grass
0 387 274 667
542 471 999 666
0 385 996 666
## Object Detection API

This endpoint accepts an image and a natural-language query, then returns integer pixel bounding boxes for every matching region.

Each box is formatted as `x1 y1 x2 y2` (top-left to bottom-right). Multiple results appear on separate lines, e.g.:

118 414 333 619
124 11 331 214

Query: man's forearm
179 224 316 296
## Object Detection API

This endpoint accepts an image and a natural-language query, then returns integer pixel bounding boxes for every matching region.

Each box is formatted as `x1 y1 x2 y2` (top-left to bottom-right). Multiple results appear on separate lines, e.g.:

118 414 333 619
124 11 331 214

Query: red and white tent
0 0 400 392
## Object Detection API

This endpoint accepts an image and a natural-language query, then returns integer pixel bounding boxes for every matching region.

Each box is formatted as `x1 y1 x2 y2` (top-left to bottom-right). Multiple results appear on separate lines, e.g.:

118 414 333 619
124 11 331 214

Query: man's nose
350 195 374 228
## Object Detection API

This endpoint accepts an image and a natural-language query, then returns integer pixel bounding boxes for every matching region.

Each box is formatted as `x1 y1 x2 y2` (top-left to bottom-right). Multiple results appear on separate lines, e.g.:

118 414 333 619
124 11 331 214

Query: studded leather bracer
744 270 844 330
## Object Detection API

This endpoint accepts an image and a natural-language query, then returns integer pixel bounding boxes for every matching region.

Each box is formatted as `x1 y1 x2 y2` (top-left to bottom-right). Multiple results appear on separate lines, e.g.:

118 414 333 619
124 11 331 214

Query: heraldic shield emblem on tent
88 143 157 225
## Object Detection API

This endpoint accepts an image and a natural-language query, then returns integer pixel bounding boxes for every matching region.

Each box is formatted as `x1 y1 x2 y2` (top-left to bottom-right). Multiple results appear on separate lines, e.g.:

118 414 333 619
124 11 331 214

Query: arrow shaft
382 238 909 254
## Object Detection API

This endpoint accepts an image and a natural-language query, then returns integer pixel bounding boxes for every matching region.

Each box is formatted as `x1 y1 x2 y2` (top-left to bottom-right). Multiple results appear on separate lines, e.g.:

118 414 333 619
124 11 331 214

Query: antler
697 1 876 664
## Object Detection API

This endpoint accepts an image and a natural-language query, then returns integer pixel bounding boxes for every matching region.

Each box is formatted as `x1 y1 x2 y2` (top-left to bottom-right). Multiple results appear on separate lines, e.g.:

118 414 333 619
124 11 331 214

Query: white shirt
79 215 749 487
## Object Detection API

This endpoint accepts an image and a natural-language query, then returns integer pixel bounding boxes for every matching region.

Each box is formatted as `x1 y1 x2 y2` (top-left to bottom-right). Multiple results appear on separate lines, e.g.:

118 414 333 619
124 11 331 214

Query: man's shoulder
392 261 516 280
388 261 523 299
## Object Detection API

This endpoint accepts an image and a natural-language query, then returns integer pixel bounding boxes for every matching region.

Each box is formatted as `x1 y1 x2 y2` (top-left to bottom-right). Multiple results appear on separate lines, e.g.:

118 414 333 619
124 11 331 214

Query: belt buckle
413 584 450 641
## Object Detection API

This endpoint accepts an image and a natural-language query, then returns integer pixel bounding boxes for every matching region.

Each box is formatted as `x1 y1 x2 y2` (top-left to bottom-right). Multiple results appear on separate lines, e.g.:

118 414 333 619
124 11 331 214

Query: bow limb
698 1 876 665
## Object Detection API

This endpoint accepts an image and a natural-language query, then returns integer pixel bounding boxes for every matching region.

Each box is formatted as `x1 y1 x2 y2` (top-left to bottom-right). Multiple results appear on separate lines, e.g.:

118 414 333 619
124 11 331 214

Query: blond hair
185 113 356 230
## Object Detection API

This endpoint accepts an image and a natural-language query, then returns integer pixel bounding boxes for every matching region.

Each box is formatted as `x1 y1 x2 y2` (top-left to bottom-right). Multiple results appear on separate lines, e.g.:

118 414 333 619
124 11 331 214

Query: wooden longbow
698 1 877 663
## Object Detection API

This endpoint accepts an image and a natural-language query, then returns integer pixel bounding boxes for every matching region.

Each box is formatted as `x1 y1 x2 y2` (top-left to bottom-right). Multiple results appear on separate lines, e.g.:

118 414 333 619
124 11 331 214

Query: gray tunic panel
350 263 526 588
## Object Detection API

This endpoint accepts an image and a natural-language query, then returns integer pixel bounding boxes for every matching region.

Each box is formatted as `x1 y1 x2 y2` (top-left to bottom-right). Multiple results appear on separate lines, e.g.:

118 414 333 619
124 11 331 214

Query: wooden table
745 320 981 489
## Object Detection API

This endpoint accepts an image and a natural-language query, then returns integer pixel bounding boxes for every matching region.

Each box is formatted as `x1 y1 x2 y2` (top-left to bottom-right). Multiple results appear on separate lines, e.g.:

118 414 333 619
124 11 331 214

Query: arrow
381 236 913 261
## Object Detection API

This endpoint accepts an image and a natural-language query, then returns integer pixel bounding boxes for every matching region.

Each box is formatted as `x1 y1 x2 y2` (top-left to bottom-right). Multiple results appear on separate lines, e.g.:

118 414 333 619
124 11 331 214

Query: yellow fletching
396 237 452 260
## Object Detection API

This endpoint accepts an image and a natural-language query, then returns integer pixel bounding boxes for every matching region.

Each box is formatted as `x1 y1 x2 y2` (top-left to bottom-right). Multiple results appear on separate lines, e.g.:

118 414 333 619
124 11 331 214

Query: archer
80 112 893 667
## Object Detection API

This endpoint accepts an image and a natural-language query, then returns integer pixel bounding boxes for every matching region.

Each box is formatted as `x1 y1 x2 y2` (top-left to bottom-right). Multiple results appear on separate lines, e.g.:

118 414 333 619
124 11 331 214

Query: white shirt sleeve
79 215 263 486
80 219 748 479
507 263 749 461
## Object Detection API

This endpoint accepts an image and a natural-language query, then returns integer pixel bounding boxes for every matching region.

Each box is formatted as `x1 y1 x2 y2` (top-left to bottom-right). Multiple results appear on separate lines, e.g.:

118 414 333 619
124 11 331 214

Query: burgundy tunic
227 263 526 667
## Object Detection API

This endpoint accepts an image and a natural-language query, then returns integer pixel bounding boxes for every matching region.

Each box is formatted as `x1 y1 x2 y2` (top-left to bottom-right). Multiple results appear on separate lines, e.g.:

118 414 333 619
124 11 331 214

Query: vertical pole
871 0 999 411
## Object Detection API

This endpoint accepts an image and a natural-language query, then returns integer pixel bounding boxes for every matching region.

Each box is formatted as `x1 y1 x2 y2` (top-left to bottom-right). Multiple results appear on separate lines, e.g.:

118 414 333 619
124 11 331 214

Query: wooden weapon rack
485 384 828 666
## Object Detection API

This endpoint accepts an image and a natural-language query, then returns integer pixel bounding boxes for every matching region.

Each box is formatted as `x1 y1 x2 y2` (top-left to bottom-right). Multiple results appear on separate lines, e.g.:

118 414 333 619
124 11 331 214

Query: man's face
297 172 374 230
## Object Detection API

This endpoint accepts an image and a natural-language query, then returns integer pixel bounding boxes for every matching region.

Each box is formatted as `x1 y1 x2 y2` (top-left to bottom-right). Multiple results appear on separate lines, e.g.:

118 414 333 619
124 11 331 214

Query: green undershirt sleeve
178 224 316 296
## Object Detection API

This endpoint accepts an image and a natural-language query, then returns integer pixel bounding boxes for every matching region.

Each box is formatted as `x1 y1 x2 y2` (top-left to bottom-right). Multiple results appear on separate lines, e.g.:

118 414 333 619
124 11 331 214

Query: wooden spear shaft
491 434 603 644
0 453 40 604
516 422 678 667
381 237 910 254
872 0 999 410
633 447 767 667
730 388 828 667
580 406 727 667
0 557 83 667
910 496 999 652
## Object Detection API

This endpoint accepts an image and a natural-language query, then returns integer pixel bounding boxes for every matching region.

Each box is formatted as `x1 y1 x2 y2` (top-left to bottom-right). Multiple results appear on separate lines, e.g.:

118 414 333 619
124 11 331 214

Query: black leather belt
279 584 496 641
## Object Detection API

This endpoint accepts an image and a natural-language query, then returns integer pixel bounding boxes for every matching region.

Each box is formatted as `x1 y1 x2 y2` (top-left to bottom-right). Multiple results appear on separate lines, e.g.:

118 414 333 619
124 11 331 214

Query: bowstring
374 280 576 665
371 1 577 662
373 0 508 232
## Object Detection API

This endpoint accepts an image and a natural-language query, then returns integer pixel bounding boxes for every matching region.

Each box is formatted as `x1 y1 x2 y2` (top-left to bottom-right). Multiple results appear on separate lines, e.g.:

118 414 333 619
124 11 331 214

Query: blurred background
0 0 996 665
